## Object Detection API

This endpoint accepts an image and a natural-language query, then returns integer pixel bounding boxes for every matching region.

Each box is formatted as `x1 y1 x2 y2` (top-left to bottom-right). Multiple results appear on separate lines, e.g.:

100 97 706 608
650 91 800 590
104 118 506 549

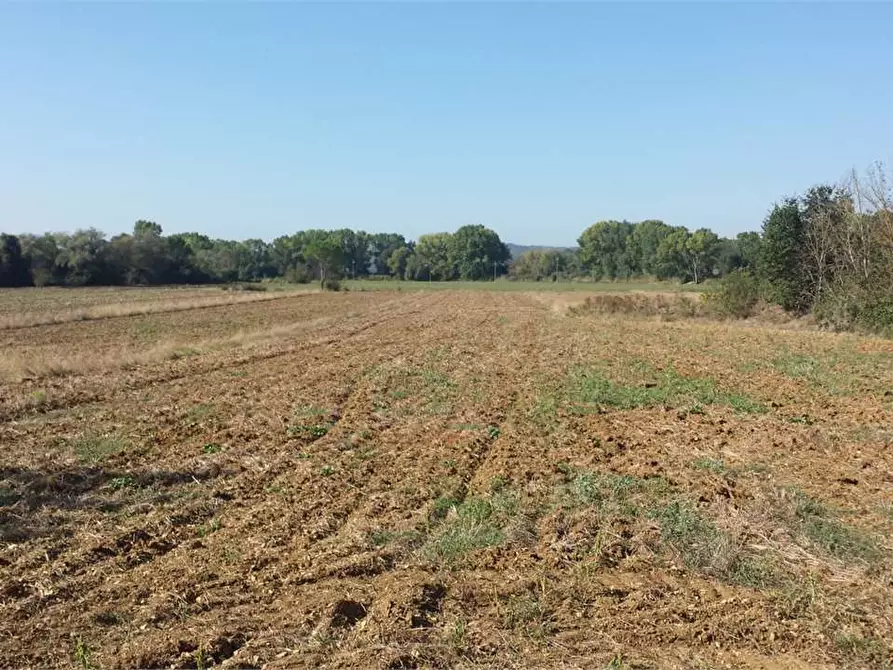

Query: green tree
736 232 762 270
760 199 809 311
629 219 672 277
686 228 720 283
386 245 412 279
368 233 407 276
304 231 345 289
509 249 575 281
19 233 62 286
578 221 635 280
0 234 29 286
655 227 718 283
714 237 742 277
334 229 371 278
57 229 111 285
408 232 454 280
448 225 510 280
133 220 163 237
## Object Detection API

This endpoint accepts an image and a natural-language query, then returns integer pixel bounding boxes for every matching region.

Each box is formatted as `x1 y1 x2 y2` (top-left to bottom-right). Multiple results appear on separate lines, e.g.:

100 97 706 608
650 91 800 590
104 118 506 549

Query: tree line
0 223 510 288
0 216 757 289
754 164 893 331
3 159 891 333
510 222 760 283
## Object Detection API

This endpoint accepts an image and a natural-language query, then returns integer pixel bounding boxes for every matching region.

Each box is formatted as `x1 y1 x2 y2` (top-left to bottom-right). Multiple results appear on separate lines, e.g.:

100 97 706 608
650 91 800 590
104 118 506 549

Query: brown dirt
1 290 891 669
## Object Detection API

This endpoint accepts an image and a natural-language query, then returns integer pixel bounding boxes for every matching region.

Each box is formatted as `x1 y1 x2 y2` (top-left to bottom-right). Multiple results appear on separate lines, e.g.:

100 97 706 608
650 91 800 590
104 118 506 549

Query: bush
568 293 704 318
817 290 893 336
857 295 893 335
284 266 312 284
813 283 893 335
322 278 341 292
221 282 267 292
705 269 762 318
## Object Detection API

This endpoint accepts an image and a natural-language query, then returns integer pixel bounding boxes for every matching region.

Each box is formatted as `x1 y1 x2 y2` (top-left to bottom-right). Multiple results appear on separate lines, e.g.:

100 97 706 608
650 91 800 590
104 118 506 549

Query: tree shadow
0 464 216 543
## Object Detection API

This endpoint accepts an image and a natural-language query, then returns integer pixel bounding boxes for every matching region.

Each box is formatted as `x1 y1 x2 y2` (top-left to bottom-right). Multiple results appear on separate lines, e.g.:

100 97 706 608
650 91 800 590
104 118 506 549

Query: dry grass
0 291 303 330
0 318 334 382
567 292 706 318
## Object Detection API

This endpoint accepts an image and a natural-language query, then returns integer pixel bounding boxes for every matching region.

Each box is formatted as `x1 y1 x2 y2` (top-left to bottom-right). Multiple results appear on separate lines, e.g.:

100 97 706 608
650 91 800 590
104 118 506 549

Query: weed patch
501 593 553 639
691 457 726 474
108 476 136 490
288 405 336 439
783 489 879 563
73 436 126 464
568 365 766 414
184 403 215 425
561 469 773 585
423 493 520 565
369 362 459 417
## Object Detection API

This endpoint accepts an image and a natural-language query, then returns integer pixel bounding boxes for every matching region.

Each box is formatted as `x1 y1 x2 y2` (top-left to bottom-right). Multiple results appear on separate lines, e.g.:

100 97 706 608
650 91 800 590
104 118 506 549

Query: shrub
322 278 341 292
814 284 893 335
284 266 312 284
568 293 704 318
705 269 762 318
855 294 893 335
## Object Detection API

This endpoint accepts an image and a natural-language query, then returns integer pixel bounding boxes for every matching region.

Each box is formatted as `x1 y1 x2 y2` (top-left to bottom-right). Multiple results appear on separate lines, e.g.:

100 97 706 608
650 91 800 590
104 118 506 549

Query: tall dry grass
0 291 304 330
567 292 706 318
0 318 334 382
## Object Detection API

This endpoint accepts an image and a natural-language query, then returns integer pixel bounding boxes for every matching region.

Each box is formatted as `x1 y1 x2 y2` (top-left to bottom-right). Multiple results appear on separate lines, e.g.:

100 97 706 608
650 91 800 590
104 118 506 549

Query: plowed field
1 288 892 669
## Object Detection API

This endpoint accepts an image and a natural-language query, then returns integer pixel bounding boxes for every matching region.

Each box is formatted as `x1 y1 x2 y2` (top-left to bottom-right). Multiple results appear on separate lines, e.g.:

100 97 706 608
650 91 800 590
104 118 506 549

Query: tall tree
448 225 510 280
368 233 407 276
736 232 762 270
304 231 345 288
760 199 809 311
408 233 454 280
386 245 412 279
629 220 672 277
57 228 111 285
0 234 29 287
578 221 635 280
19 233 61 286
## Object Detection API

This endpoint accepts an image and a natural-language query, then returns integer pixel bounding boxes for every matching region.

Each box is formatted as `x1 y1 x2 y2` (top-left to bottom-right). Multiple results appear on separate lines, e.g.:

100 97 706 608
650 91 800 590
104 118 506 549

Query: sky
1 3 892 246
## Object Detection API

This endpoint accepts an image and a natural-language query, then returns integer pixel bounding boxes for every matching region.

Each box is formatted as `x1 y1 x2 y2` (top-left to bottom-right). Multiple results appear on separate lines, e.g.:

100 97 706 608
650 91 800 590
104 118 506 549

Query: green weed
108 476 136 490
196 518 222 537
788 489 879 562
835 633 893 667
651 501 726 570
184 403 215 424
424 493 519 564
73 436 126 464
72 636 93 670
288 404 334 439
691 457 726 474
430 494 464 521
501 593 553 639
203 442 223 454
569 366 765 414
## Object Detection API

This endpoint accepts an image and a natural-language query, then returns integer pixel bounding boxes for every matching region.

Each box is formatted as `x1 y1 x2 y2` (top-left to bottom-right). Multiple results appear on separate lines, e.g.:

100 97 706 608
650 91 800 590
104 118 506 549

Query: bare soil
1 289 891 669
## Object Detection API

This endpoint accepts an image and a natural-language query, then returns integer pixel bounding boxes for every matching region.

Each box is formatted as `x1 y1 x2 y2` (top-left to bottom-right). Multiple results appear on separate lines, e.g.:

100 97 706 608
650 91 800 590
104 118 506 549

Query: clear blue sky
2 3 891 246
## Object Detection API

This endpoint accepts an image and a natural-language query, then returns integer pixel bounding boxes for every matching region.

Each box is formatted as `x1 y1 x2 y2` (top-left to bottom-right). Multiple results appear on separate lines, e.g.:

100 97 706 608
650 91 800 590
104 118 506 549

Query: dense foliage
4 161 892 336
0 223 512 287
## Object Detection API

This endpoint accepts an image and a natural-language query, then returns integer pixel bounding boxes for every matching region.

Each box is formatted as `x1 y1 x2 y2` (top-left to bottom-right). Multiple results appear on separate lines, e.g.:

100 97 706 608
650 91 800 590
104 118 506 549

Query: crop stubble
1 289 892 668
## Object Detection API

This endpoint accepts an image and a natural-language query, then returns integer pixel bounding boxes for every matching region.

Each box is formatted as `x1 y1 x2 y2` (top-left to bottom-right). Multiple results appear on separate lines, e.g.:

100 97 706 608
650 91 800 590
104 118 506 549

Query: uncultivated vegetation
1 285 892 669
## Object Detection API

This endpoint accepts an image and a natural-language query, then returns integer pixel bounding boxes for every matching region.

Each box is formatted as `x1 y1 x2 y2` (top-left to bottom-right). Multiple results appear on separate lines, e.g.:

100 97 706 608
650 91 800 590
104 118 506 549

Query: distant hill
505 243 575 260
